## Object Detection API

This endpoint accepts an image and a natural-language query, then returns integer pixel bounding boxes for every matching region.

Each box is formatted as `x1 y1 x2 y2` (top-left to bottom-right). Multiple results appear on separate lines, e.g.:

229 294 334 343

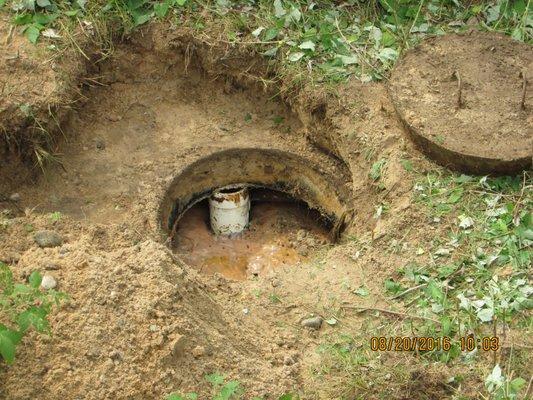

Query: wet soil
174 199 329 280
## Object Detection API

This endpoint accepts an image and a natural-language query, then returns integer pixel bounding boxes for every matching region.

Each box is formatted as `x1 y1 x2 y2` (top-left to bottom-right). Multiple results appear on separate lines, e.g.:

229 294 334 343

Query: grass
166 372 297 400
313 168 532 400
1 0 531 84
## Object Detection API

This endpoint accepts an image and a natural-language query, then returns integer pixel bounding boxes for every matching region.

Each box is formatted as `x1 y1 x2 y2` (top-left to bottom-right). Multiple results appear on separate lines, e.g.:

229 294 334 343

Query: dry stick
525 375 533 400
341 305 441 325
520 70 527 110
390 283 427 300
454 70 463 109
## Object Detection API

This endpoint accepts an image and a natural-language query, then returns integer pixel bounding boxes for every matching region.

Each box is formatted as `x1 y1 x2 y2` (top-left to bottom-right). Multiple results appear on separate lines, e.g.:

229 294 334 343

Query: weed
165 373 297 400
1 1 530 83
0 262 66 364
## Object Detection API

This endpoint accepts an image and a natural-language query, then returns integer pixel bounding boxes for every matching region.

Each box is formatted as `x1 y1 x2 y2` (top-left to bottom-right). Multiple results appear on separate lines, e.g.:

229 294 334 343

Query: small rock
301 316 323 330
191 345 206 358
44 262 60 270
242 308 250 315
41 275 57 290
9 193 21 202
95 138 106 150
34 230 63 248
109 350 122 361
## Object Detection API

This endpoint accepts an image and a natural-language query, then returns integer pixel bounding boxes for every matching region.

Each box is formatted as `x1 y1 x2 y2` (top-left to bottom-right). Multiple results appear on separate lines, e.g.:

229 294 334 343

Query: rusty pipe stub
209 186 250 235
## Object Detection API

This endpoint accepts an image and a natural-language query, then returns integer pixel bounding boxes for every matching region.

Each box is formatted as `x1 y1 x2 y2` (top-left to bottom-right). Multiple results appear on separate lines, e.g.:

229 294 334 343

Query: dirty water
173 199 330 280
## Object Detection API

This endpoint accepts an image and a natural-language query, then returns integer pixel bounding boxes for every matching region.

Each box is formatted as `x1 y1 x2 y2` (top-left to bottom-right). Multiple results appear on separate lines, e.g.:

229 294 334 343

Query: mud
174 195 330 280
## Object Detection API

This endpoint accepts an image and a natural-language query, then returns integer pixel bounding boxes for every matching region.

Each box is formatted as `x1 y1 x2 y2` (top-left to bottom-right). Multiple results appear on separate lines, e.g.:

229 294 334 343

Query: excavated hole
159 148 350 280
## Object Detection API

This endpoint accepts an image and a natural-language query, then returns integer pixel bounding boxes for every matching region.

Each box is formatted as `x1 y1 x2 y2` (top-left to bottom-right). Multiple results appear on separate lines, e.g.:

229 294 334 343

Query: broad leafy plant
0 261 66 364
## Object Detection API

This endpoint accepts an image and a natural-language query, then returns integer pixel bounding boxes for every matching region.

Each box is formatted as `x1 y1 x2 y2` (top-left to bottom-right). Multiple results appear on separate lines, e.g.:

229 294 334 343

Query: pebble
9 193 21 202
95 138 106 150
191 345 206 358
44 262 60 270
301 316 323 330
34 230 63 248
41 275 57 290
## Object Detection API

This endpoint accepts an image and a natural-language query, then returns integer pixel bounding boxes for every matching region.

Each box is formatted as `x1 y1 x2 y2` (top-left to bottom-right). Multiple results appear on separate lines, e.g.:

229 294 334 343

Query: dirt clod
33 230 63 248
301 316 323 330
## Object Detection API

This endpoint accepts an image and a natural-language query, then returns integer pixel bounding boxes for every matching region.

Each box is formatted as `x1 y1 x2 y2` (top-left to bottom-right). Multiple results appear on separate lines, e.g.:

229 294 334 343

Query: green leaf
166 394 185 400
175 0 187 5
0 331 16 364
425 280 444 302
28 271 42 288
24 24 41 44
0 326 23 346
12 13 32 25
299 40 315 51
0 0 7 6
509 377 526 393
215 380 240 400
263 27 279 41
384 278 402 294
273 0 285 18
17 307 50 333
477 308 493 322
288 52 304 62
154 1 170 18
400 159 413 171
278 395 295 400
353 286 369 297
447 187 463 204
32 12 57 24
36 0 50 7
132 10 152 26
205 373 225 386
0 262 14 295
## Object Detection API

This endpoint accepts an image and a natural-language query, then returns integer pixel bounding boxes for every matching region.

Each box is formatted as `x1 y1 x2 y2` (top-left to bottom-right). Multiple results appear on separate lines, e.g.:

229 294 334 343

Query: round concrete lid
389 31 532 174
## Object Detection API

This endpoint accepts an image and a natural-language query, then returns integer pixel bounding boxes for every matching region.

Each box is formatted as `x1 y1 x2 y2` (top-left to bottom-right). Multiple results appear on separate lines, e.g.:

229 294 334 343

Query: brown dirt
0 24 527 400
0 16 88 159
389 31 533 174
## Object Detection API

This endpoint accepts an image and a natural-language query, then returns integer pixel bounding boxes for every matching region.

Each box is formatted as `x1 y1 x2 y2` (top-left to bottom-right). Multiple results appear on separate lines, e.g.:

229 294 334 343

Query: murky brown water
173 200 329 280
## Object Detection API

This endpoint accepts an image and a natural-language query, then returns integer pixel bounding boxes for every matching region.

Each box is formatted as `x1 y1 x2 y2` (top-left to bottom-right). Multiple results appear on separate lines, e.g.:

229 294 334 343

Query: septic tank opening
172 187 332 281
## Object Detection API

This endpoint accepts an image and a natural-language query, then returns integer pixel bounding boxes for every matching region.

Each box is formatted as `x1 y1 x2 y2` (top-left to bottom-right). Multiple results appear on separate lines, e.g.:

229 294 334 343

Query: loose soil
389 31 533 174
1 25 530 400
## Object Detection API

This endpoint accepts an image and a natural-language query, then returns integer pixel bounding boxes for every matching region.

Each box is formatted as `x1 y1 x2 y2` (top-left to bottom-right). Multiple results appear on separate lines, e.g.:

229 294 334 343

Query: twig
4 24 14 45
390 283 427 300
520 70 527 110
454 70 463 109
341 304 441 325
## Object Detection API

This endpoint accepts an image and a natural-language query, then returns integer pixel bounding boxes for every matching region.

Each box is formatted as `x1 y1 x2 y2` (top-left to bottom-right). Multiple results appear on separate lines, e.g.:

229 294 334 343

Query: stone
95 138 106 150
34 230 63 248
191 345 206 358
9 193 21 202
301 316 323 330
41 275 57 290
